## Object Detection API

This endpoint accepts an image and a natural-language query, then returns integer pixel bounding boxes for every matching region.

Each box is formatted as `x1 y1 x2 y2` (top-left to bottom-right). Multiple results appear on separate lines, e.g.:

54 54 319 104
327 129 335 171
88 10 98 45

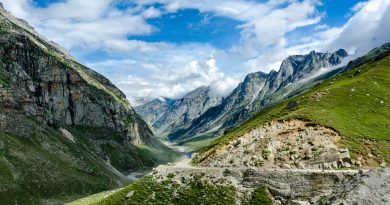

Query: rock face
196 119 355 169
322 168 390 205
0 5 153 145
158 49 349 142
0 6 177 204
136 86 221 137
152 164 357 205
134 98 173 128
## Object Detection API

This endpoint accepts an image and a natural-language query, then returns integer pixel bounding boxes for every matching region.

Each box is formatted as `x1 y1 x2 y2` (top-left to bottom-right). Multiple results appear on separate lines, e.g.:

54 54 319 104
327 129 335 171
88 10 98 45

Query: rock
287 101 298 109
297 161 306 169
339 148 350 162
309 195 321 204
344 162 351 168
283 164 291 169
354 69 361 76
268 186 291 197
380 161 386 167
125 191 134 199
331 161 338 169
289 200 310 205
59 128 76 143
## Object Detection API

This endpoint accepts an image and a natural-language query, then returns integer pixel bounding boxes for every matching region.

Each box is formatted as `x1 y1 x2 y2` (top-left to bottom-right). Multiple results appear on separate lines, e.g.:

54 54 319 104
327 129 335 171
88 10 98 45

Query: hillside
141 49 349 149
0 5 178 204
69 42 390 205
194 43 390 167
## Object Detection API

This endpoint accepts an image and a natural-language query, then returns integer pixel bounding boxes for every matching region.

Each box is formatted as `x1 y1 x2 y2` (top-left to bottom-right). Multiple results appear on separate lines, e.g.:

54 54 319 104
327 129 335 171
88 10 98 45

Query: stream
125 139 192 181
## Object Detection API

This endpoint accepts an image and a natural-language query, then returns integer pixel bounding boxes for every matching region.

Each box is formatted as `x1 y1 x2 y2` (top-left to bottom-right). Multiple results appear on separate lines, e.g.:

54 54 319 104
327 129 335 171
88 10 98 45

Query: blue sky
31 0 361 48
2 0 390 105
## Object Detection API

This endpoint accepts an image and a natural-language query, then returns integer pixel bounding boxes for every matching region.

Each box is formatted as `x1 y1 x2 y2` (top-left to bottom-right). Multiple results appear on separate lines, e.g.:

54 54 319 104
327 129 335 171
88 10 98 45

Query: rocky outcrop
0 6 152 145
152 164 358 205
196 119 361 169
134 98 173 127
136 86 221 138
322 168 390 205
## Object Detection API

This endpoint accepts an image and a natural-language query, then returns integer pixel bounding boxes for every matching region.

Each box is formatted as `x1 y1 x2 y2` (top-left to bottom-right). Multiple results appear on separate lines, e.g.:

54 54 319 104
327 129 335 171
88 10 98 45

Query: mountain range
136 48 349 148
84 38 390 205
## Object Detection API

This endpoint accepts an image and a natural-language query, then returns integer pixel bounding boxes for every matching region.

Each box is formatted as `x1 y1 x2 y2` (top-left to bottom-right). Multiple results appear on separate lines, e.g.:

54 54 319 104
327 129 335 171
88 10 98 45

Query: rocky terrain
322 168 390 205
135 86 221 137
81 156 388 205
197 119 357 170
0 5 178 204
69 41 390 205
137 49 349 146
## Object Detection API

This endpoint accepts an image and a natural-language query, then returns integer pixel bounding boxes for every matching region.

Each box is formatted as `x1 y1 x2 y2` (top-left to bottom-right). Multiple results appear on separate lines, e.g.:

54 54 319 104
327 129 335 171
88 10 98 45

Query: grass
244 185 274 205
68 126 179 173
0 129 116 205
0 67 9 85
73 175 236 205
194 51 390 165
66 189 120 205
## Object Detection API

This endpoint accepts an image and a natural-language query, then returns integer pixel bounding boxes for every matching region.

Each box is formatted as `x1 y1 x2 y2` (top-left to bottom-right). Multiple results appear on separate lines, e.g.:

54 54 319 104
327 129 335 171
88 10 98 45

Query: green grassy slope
0 111 178 204
68 126 179 174
0 124 119 204
69 175 236 205
194 46 390 165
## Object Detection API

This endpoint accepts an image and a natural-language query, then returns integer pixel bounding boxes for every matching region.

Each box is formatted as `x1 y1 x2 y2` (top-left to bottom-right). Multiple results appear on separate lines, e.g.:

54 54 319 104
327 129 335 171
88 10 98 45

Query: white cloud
322 0 390 56
1 0 390 106
87 43 241 105
351 1 368 13
1 0 158 51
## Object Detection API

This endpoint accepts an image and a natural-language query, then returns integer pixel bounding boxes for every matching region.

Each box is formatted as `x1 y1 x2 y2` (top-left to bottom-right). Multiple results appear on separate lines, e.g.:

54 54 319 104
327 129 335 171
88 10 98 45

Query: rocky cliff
163 49 348 144
0 5 177 204
136 86 221 137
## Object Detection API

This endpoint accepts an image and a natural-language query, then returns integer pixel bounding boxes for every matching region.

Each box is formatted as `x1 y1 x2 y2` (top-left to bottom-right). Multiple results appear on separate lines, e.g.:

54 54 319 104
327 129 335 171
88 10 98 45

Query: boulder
268 186 291 197
287 101 298 109
339 148 350 162
289 200 310 205
125 191 134 199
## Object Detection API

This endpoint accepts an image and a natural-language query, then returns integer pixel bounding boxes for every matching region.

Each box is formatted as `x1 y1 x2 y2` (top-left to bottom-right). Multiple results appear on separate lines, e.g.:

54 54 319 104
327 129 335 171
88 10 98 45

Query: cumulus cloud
323 0 390 56
87 43 241 105
1 0 157 50
1 0 390 106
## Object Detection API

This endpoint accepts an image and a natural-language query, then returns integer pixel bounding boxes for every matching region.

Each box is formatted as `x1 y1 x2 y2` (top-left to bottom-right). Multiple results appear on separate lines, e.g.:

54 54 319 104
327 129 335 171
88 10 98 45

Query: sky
1 0 390 105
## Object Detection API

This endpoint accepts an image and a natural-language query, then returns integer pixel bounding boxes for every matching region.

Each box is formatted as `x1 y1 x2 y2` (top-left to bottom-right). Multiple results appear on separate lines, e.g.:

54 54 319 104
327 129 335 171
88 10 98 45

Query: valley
0 1 389 205
68 42 390 205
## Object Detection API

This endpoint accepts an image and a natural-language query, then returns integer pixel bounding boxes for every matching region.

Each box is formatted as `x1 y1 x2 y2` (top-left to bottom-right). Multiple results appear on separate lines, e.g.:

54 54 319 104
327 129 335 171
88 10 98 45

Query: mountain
164 49 348 146
73 43 390 205
134 98 174 128
194 42 390 166
135 86 221 137
0 5 178 204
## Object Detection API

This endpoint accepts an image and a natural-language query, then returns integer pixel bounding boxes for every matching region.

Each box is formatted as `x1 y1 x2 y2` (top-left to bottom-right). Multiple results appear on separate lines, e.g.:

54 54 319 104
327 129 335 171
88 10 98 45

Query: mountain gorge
137 49 349 147
1 1 390 204
82 41 390 205
0 5 177 204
